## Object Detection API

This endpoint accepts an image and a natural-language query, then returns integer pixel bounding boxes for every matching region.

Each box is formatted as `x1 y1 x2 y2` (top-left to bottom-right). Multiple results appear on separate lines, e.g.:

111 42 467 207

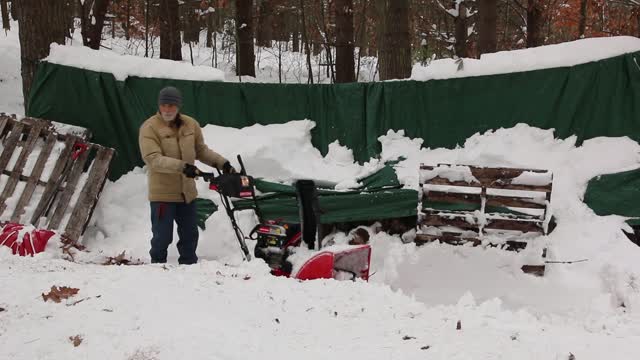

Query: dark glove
183 163 200 178
222 161 237 174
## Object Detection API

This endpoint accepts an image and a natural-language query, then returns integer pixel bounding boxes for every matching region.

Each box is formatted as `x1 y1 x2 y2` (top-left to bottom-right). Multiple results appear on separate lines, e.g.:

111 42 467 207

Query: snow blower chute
198 156 371 281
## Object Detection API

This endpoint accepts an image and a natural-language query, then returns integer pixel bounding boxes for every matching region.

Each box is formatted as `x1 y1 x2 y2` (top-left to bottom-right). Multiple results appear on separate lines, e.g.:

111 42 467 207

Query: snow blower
198 156 371 281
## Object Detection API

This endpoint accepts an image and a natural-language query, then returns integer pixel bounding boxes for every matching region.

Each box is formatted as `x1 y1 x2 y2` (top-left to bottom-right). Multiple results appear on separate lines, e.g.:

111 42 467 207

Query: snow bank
45 43 225 82
412 36 640 81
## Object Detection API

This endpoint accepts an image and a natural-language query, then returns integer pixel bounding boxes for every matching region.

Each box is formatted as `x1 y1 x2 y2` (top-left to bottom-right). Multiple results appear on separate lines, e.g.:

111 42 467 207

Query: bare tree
79 0 112 50
335 0 355 82
526 0 544 47
159 0 182 60
236 0 255 76
578 0 588 38
1 0 10 31
377 0 411 80
478 0 497 55
18 0 67 112
300 0 314 83
257 0 273 47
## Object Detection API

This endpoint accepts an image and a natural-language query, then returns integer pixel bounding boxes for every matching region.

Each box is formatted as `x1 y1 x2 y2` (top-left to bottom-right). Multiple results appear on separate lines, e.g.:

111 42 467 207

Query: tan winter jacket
139 113 227 203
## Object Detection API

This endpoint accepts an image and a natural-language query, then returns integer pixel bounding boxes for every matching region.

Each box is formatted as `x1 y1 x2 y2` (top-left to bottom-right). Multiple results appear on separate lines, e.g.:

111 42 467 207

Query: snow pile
0 21 23 116
45 43 225 82
412 36 640 81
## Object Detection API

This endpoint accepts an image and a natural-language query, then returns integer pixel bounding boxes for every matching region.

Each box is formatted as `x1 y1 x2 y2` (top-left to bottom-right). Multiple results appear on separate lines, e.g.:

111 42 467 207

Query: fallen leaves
69 335 83 347
60 235 85 262
42 286 79 303
103 251 144 266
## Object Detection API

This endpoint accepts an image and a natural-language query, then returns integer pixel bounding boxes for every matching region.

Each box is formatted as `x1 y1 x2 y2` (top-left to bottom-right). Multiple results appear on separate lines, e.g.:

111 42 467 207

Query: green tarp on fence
231 165 418 224
27 51 640 181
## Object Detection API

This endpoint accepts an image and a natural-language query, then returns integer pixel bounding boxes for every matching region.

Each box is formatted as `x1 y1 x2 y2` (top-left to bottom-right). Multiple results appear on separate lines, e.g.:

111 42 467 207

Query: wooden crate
417 163 553 276
0 114 115 243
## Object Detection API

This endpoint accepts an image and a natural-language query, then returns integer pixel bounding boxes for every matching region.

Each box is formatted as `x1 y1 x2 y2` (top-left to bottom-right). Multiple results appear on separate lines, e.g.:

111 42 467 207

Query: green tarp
194 165 418 226
584 168 640 226
27 51 640 181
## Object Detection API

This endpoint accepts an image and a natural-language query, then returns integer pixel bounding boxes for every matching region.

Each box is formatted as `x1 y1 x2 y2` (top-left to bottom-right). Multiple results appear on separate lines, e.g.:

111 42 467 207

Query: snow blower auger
198 155 371 281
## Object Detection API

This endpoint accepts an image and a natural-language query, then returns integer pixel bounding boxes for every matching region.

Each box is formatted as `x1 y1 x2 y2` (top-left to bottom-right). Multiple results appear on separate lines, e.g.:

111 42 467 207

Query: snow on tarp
45 43 225 82
511 170 553 186
411 36 640 81
420 165 479 184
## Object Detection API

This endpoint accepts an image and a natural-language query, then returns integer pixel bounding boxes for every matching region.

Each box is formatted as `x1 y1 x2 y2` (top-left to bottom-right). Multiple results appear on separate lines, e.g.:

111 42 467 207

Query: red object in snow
0 223 56 256
292 244 372 281
294 252 335 280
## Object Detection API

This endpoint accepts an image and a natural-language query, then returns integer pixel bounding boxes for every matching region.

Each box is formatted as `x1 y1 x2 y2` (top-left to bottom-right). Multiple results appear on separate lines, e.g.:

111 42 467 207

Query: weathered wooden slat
424 191 482 205
0 115 10 138
423 176 552 193
64 146 115 241
420 213 544 234
414 233 529 251
0 121 45 217
30 136 78 225
47 144 93 230
1 170 48 186
485 195 547 209
0 122 25 173
484 218 544 233
420 214 479 231
20 117 92 141
11 133 57 223
424 191 547 209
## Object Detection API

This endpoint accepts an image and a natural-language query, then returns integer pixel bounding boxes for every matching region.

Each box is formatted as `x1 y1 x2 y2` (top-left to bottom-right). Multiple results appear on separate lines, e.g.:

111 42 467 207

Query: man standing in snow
138 86 236 264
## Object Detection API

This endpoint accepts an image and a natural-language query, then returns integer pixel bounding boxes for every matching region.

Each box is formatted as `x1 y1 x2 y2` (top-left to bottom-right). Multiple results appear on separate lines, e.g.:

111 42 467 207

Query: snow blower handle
237 155 247 176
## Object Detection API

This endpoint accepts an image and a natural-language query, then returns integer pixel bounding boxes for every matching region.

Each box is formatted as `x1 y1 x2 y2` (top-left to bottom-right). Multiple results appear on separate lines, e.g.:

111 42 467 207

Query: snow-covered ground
2 21 640 359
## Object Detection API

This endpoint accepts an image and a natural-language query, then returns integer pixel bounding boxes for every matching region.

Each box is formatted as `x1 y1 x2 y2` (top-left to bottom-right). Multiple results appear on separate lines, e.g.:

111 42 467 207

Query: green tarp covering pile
28 52 640 181
584 168 640 226
26 51 640 224
195 165 419 227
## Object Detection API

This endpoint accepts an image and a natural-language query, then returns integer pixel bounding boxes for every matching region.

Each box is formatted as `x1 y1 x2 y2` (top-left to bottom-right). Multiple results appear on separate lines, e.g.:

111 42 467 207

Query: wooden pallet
417 163 553 276
0 114 114 243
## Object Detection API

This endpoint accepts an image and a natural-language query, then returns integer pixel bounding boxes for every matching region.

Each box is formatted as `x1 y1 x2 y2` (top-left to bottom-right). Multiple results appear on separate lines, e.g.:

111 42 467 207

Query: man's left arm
194 124 228 170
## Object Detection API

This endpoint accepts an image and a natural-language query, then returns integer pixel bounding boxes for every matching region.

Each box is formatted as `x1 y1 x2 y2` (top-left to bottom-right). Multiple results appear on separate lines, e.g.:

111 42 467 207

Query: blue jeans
149 201 199 265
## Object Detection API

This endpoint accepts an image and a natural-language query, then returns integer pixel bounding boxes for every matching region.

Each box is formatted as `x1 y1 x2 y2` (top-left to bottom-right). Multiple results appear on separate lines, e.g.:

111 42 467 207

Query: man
139 86 236 264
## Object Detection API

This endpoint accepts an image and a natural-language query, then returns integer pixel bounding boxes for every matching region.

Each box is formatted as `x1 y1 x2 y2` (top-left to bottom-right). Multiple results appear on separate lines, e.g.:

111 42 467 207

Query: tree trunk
18 0 67 113
335 0 355 83
257 0 273 47
377 0 411 80
477 0 497 56
300 0 313 83
526 0 544 48
235 0 255 76
1 0 9 30
454 3 468 58
125 0 131 40
578 0 587 39
159 0 182 60
83 0 111 50
206 12 213 47
10 0 18 20
292 29 299 52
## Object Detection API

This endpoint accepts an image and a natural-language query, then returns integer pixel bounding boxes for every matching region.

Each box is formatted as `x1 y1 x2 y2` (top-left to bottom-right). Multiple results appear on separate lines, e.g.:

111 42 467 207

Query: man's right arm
139 124 185 173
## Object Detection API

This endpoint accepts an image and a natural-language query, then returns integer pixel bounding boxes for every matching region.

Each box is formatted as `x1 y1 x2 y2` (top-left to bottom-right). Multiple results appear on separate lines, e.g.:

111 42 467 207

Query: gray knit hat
158 86 182 107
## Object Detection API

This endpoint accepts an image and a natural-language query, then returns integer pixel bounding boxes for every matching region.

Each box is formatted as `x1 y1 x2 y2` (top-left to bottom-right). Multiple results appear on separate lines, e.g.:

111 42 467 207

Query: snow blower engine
199 156 371 281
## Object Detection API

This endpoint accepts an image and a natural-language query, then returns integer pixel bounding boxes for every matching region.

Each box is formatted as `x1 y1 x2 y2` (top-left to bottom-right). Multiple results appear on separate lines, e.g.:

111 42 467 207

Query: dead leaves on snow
103 251 143 266
41 286 79 303
69 335 83 347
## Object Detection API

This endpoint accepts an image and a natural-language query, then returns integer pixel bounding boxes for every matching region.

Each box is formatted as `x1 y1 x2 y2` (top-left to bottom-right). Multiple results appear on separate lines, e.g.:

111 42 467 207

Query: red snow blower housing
198 156 371 281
